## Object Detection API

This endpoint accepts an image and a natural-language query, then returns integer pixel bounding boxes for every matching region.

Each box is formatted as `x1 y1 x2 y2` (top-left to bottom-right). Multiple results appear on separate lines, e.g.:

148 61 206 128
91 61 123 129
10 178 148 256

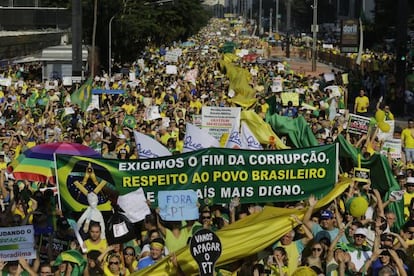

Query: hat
320 209 334 219
397 171 406 178
118 134 126 139
407 177 414 185
314 230 331 243
355 228 368 237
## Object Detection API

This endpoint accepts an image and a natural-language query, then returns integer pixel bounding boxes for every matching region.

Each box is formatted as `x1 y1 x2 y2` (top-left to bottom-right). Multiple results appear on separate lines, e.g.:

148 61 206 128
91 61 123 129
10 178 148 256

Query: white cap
407 177 414 184
355 228 367 237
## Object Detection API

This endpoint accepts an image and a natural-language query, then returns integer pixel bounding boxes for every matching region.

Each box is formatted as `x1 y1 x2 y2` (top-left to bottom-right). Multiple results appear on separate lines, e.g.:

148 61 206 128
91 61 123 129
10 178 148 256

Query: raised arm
303 194 318 230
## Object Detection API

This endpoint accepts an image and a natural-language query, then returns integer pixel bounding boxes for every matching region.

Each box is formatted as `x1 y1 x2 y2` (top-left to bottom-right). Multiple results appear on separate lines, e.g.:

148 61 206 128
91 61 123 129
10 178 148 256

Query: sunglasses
312 247 322 252
109 261 119 265
125 252 135 256
202 216 211 219
354 234 366 238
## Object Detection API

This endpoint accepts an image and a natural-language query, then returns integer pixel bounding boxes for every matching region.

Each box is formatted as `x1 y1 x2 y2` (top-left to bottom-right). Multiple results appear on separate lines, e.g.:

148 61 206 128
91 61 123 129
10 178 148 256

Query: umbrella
23 142 100 160
8 142 101 184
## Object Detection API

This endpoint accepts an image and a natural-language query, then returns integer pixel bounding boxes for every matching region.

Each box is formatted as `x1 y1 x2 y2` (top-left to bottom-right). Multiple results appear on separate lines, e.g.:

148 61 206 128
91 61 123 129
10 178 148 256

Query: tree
80 0 209 67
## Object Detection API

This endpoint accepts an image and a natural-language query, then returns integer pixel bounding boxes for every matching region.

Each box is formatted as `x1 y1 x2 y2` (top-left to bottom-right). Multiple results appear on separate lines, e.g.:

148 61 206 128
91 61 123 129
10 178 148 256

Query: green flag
336 134 404 231
53 250 86 276
71 78 93 112
122 115 137 129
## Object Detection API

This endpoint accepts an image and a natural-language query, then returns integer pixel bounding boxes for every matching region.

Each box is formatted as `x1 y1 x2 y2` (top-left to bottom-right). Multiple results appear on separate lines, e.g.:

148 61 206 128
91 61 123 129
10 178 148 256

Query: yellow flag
133 179 352 275
241 110 289 149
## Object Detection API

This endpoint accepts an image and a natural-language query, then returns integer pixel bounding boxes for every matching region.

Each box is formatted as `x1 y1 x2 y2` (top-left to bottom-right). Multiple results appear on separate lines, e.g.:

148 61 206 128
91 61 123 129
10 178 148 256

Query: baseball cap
355 228 368 237
320 210 334 220
407 177 414 185
314 230 331 243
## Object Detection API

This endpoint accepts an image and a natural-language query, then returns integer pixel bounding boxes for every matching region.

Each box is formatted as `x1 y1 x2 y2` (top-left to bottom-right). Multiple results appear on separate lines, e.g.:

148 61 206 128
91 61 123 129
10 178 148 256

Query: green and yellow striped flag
71 78 93 112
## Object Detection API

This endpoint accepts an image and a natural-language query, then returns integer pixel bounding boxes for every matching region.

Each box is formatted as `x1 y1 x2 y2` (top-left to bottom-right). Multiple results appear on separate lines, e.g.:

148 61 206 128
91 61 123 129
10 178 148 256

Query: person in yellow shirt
84 222 108 254
121 98 136 115
376 101 394 121
401 119 414 164
259 97 270 113
354 89 370 116
189 96 202 114
156 127 171 146
404 177 414 220
0 154 6 170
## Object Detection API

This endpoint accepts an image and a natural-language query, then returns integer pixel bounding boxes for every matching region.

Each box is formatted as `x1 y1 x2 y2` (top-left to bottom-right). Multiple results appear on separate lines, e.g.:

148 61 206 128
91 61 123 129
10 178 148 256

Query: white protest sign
129 72 136 81
271 76 283 92
0 77 11 87
166 65 178 75
117 188 151 223
86 95 100 112
62 77 72 86
380 138 402 159
201 106 241 140
0 225 36 261
165 49 181 63
324 72 335 82
145 105 162 120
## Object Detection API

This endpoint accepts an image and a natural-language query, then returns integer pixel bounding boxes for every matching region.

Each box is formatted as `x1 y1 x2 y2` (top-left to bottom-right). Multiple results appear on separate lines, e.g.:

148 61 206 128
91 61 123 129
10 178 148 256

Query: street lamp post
259 0 262 35
311 0 318 72
108 15 116 78
275 0 279 33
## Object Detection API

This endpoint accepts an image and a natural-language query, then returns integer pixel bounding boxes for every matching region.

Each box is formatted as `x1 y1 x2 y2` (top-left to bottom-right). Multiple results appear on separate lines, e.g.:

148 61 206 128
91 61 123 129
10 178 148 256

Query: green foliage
80 0 209 64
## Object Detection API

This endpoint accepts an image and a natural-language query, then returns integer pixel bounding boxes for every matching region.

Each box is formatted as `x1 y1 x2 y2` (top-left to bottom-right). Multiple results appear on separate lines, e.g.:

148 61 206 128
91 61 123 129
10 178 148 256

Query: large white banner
241 121 263 150
201 107 241 141
183 123 219 153
0 225 36 261
133 131 172 159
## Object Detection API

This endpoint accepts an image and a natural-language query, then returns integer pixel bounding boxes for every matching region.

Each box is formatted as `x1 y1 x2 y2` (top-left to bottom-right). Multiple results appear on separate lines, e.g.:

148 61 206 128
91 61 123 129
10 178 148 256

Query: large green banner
56 144 338 212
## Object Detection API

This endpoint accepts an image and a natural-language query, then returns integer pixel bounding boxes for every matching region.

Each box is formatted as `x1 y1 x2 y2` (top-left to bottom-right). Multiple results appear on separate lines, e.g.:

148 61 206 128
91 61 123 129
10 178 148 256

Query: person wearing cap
115 134 131 156
137 238 165 270
303 196 349 245
404 177 414 221
347 227 372 272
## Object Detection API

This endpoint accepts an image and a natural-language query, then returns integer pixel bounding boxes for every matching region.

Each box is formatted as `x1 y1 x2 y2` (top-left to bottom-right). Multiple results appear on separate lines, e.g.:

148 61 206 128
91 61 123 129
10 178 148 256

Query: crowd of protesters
0 17 413 275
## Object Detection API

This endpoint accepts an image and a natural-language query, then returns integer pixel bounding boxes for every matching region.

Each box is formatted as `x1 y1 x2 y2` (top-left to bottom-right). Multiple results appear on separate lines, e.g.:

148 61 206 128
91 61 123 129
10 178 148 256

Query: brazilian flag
53 250 86 276
71 78 93 112
26 89 39 108
122 115 137 129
